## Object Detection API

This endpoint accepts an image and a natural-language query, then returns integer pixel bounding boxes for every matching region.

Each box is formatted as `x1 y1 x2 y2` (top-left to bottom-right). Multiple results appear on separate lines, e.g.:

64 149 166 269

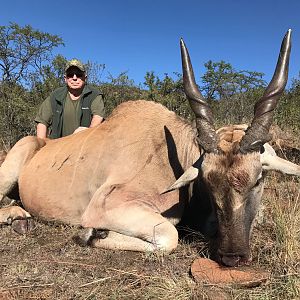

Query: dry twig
79 277 111 288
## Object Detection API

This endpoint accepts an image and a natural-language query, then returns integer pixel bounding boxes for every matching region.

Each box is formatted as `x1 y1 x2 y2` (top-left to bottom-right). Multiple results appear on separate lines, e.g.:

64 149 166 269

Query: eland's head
169 30 298 266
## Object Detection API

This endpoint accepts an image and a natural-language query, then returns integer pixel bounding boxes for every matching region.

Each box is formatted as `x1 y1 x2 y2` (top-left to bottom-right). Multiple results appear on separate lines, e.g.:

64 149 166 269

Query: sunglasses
66 72 85 79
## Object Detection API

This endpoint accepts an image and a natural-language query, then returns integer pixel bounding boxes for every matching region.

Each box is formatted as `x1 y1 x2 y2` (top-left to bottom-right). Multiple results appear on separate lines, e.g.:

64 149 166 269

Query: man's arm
35 96 52 139
36 123 48 139
89 115 104 128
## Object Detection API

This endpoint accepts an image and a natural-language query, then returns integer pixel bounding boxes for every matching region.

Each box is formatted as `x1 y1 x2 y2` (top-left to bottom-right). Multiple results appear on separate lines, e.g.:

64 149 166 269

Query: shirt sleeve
91 94 105 118
34 96 53 127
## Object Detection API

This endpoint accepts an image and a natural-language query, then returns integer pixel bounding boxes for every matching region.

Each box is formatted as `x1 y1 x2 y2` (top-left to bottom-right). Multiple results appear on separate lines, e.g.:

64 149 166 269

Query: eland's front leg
0 136 46 201
0 136 45 233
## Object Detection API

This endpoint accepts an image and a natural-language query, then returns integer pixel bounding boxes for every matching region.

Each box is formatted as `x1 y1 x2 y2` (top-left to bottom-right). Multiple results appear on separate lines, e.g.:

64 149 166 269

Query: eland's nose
218 251 251 267
221 255 240 267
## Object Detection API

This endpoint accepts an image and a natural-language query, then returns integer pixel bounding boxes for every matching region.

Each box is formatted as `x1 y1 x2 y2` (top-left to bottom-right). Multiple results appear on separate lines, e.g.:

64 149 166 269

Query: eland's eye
253 173 263 188
254 179 261 187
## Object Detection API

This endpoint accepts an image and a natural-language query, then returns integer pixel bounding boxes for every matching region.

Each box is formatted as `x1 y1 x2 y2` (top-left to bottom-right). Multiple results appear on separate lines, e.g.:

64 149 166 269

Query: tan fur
21 102 194 222
0 206 31 224
0 101 298 257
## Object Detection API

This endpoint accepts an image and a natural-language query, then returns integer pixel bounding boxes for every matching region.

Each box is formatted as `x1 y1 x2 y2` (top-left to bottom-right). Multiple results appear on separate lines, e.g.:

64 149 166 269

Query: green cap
65 59 86 72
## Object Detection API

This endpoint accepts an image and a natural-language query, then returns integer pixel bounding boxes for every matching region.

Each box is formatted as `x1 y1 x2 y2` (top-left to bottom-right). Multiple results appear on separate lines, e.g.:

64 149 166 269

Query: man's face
64 67 86 90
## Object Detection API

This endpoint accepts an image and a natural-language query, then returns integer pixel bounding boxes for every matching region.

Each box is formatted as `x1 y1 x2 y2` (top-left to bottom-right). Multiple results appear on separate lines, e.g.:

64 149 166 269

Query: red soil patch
191 258 269 287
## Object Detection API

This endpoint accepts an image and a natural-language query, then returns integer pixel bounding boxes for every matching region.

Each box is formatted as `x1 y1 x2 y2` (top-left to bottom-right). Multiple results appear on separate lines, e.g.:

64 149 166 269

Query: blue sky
1 0 300 88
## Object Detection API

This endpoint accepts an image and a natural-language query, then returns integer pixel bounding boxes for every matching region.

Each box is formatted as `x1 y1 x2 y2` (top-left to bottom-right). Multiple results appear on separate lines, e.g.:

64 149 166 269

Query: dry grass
249 174 300 300
0 162 299 299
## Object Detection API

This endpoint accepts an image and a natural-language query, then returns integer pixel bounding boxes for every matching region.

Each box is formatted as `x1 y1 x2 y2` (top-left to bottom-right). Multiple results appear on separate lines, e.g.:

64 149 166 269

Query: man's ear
260 143 300 175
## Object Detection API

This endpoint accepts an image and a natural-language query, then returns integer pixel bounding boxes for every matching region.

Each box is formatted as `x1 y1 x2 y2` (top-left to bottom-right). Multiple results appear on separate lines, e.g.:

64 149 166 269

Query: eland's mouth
218 252 252 267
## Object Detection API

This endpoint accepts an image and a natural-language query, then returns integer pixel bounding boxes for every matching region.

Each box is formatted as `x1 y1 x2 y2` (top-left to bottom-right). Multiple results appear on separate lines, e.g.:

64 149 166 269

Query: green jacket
49 85 102 139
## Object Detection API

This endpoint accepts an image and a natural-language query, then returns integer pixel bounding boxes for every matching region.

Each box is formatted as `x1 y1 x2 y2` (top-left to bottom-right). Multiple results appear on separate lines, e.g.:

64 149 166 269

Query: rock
191 258 269 287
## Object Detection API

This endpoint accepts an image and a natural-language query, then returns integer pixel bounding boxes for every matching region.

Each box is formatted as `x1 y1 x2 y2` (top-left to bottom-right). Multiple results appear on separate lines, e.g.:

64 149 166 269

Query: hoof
95 230 109 239
73 228 108 247
73 228 96 247
11 218 34 234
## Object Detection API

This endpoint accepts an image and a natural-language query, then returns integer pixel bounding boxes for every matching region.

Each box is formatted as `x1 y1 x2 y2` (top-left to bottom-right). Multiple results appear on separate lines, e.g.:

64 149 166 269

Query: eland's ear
260 143 300 175
161 166 199 194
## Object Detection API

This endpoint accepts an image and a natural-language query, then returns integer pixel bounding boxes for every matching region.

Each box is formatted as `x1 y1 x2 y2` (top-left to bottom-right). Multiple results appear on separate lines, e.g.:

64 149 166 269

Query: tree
0 23 64 146
0 82 35 146
0 22 64 85
201 60 266 101
101 71 144 115
144 71 161 100
274 74 300 132
85 61 106 86
195 60 267 126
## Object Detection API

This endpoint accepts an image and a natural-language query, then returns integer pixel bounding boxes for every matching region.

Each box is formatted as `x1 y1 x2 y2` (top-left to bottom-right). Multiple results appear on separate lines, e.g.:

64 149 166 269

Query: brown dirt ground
0 192 297 300
0 212 212 300
0 145 299 299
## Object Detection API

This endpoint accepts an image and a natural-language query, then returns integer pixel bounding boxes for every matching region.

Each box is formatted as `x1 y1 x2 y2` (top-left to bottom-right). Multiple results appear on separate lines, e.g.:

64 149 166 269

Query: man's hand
90 115 104 127
73 126 88 134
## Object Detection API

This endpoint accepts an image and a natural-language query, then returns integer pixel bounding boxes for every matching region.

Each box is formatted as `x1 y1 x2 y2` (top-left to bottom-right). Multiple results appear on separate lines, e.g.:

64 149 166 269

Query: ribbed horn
180 38 219 153
240 29 292 153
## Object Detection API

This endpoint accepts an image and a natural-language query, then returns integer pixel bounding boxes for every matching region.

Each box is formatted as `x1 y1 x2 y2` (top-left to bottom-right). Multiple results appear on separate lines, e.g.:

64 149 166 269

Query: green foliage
0 23 64 146
101 71 145 116
0 82 36 146
275 77 300 132
211 88 265 127
143 72 192 119
201 60 266 100
144 71 160 100
29 55 68 110
0 22 299 148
